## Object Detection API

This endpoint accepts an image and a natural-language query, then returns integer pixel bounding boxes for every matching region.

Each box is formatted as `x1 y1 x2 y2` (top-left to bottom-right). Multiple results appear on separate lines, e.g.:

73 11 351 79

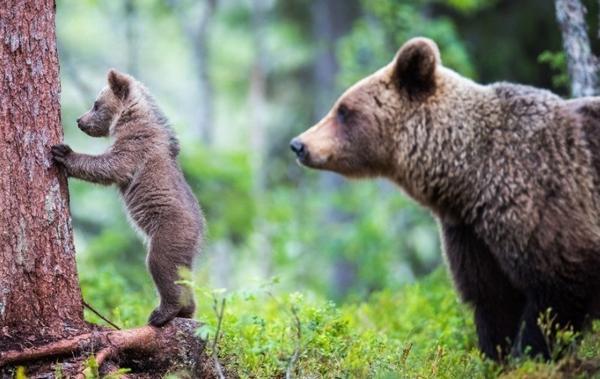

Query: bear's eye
337 104 352 125
93 101 100 111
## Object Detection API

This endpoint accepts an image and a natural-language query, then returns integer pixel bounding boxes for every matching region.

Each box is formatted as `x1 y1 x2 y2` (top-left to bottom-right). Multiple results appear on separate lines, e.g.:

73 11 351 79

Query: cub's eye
337 104 352 124
93 101 100 111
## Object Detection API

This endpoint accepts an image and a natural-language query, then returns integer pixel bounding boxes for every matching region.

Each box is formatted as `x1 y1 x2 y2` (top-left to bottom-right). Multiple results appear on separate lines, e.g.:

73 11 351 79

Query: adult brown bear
290 37 600 360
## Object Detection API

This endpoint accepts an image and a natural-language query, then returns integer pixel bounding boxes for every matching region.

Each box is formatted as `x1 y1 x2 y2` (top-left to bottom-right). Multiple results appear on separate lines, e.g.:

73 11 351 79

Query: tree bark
0 2 211 376
555 0 599 97
0 0 86 345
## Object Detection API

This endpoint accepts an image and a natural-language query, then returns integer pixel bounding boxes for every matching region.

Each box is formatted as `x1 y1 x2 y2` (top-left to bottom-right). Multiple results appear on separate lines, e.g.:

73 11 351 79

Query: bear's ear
107 69 130 100
392 37 440 100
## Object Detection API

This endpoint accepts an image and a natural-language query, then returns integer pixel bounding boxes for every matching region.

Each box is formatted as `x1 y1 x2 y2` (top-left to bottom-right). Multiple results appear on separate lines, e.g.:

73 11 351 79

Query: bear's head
76 69 135 137
290 37 442 180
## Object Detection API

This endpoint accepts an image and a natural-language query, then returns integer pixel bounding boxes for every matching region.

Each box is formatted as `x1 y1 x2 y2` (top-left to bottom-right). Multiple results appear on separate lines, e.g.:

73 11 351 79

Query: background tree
165 0 217 144
555 0 599 96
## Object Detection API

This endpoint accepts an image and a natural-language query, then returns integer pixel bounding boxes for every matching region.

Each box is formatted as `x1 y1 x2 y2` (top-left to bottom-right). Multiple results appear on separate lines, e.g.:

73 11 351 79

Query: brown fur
291 37 600 360
52 70 204 327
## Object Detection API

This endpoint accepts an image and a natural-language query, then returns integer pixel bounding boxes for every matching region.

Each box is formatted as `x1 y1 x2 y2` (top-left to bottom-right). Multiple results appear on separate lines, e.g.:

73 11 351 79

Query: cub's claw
148 305 180 327
51 144 72 164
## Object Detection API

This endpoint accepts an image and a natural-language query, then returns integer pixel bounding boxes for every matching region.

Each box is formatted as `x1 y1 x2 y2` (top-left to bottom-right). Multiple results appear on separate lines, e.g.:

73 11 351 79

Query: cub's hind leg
176 288 196 318
147 231 196 326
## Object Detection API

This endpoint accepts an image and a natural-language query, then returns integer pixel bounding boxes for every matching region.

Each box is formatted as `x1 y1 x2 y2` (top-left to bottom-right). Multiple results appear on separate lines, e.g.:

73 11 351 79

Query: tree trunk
0 0 86 345
166 0 217 145
191 0 216 145
249 0 273 279
250 0 268 194
555 0 599 97
310 0 361 299
124 0 140 77
0 2 211 376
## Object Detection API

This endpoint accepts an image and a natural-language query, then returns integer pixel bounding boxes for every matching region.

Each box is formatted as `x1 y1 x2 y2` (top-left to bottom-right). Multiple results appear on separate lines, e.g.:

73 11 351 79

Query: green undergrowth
79 268 600 378
193 269 600 379
194 269 495 378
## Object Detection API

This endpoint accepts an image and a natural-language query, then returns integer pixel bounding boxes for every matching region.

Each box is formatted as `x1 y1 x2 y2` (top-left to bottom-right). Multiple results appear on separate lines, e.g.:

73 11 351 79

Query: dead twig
285 305 302 379
211 297 226 379
83 300 121 330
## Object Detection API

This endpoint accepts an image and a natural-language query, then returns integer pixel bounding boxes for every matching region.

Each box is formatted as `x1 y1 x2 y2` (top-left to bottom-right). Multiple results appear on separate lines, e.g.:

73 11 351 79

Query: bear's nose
290 138 307 159
76 117 82 125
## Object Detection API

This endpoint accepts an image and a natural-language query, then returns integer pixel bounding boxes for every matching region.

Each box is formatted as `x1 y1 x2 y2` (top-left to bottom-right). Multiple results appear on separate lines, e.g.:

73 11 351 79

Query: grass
191 269 600 378
80 267 600 378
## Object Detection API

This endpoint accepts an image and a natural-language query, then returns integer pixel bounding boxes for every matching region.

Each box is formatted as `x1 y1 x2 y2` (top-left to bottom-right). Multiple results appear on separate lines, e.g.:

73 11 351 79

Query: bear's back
565 97 600 185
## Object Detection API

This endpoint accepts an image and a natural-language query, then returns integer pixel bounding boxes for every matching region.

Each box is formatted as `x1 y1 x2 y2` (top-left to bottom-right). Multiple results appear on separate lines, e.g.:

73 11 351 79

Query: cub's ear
393 37 440 100
107 69 130 100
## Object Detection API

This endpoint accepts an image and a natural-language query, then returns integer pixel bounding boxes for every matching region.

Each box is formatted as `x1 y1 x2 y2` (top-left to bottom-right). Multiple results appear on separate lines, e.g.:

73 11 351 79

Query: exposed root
94 346 117 368
0 318 211 377
0 327 154 368
0 330 102 367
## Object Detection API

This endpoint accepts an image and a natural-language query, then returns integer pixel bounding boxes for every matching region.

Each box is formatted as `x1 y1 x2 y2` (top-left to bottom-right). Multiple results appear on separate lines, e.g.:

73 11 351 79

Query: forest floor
10 268 598 378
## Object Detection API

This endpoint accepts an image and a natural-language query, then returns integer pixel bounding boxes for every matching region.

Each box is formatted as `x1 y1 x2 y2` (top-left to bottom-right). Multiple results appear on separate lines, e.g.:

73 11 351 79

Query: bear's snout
290 138 307 160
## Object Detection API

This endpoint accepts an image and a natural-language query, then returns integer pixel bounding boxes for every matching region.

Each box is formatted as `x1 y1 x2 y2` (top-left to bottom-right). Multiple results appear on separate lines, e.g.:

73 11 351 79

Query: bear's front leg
51 143 73 165
51 144 132 186
514 287 588 360
441 221 526 360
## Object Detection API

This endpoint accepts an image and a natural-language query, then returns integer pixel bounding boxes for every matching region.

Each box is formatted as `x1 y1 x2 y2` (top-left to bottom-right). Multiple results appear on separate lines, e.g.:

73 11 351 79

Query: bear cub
52 70 204 327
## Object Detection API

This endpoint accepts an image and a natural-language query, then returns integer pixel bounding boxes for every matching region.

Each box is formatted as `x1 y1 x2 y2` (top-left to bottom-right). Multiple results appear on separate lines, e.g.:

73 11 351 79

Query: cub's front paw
51 144 73 165
148 305 180 327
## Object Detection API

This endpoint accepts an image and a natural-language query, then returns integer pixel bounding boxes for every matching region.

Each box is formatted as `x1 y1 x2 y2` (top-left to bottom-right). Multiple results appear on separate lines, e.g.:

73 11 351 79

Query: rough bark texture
555 0 599 97
0 0 86 345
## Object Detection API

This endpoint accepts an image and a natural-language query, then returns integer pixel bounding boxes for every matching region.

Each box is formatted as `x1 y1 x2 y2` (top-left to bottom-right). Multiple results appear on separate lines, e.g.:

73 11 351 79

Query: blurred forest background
56 0 588 310
56 0 586 324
